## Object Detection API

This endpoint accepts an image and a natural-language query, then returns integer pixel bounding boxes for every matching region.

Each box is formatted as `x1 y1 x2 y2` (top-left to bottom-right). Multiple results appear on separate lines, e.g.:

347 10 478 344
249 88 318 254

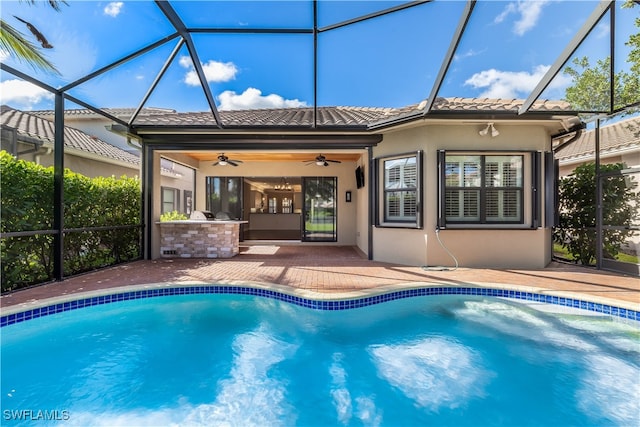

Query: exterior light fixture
479 123 499 137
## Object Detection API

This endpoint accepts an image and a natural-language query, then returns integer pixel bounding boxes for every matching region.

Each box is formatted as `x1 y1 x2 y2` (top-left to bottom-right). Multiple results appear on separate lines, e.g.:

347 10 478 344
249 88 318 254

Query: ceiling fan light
219 160 227 166
316 161 324 166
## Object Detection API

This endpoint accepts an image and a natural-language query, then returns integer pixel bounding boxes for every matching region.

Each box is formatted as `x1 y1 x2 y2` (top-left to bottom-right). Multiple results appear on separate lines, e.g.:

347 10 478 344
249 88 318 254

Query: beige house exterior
370 121 550 269
4 99 586 269
1 105 140 179
120 97 581 269
19 107 196 215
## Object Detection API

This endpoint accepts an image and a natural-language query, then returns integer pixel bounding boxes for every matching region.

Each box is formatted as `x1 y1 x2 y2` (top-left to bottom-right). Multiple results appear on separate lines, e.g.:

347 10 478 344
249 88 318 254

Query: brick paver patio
2 245 639 312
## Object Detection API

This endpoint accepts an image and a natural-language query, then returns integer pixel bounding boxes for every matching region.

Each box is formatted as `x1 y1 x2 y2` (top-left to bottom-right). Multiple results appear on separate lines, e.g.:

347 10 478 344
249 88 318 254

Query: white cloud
178 56 238 86
464 64 571 99
218 87 307 110
0 79 55 109
494 3 516 24
0 50 9 62
104 2 124 18
178 56 193 68
495 1 550 36
454 48 486 62
595 21 610 39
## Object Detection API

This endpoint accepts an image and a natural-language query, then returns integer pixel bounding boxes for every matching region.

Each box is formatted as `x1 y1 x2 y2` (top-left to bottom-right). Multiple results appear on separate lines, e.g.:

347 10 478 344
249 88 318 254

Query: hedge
1 151 142 292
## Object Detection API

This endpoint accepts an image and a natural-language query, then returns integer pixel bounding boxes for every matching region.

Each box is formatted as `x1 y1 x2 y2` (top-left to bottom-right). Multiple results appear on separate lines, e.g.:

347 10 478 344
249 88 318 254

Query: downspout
595 119 602 270
551 129 583 153
126 136 142 151
549 121 584 264
551 119 586 154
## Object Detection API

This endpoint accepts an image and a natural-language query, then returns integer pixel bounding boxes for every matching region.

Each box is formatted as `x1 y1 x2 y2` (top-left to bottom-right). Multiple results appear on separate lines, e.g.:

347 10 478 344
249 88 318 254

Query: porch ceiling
186 151 362 163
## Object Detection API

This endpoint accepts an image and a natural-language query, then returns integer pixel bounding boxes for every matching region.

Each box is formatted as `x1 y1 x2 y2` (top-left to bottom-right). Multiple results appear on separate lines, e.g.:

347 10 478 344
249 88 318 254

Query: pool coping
2 280 639 327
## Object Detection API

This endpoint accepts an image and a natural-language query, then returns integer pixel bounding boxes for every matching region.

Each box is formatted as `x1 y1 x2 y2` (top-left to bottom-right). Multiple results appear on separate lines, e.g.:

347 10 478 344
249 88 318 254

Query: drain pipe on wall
126 136 142 152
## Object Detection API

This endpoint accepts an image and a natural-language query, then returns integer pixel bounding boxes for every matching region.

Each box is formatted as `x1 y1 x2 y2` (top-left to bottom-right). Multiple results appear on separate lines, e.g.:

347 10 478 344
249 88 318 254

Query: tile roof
0 105 140 166
132 105 395 127
430 97 573 112
555 116 640 162
28 97 576 129
30 107 176 119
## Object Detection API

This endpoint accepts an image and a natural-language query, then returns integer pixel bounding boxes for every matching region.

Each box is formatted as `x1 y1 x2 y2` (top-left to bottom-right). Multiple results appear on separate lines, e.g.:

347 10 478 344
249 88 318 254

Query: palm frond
0 19 58 74
19 0 68 12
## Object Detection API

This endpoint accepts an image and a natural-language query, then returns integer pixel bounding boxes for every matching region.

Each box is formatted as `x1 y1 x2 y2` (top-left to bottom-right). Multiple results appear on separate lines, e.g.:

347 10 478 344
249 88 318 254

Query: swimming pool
1 286 639 426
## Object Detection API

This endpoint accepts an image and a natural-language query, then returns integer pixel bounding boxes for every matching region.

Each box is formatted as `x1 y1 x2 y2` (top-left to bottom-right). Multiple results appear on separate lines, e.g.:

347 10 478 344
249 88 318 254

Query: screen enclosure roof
1 0 638 132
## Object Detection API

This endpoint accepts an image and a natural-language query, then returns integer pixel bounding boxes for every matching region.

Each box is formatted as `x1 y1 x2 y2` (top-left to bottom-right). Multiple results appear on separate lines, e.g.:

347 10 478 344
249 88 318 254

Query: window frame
438 150 540 229
161 186 180 214
375 150 423 229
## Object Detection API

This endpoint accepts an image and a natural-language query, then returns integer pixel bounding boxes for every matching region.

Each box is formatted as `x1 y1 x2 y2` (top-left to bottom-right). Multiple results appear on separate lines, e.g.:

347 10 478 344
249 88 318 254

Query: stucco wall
355 156 369 255
369 122 554 269
64 118 136 154
559 152 640 177
16 143 139 179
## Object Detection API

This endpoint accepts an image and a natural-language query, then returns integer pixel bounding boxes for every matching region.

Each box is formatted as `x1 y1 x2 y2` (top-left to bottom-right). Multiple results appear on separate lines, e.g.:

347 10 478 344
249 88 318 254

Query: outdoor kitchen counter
157 220 248 259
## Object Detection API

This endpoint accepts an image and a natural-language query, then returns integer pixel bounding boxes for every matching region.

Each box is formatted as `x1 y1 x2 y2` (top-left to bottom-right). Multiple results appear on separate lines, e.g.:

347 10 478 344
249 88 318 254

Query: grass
553 243 582 263
305 222 335 232
612 252 640 264
553 243 639 264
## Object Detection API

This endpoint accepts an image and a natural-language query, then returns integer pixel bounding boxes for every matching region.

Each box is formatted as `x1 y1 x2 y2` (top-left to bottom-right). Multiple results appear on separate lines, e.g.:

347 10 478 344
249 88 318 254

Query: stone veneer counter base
158 220 247 259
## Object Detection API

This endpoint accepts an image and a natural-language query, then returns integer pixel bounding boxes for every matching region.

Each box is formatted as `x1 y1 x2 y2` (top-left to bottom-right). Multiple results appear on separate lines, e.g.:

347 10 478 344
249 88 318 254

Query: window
440 153 525 225
282 197 292 213
268 197 277 214
161 187 180 214
205 177 242 219
376 151 423 228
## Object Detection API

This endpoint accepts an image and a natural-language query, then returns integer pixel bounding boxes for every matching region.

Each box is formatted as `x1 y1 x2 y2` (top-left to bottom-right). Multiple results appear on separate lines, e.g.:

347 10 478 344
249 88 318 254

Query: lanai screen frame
0 0 638 281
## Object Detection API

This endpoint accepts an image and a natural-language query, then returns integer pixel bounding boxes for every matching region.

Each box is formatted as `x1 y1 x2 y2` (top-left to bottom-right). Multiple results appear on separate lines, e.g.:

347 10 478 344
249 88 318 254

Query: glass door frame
302 176 338 242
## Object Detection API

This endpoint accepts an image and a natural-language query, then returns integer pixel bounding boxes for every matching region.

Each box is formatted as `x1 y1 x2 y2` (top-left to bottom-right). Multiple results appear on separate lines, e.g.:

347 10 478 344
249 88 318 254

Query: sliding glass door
206 177 243 220
303 177 337 242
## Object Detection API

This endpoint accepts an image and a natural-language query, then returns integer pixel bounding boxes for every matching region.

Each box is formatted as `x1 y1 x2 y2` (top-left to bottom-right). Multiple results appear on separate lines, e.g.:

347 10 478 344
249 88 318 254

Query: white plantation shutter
441 153 524 224
377 151 423 228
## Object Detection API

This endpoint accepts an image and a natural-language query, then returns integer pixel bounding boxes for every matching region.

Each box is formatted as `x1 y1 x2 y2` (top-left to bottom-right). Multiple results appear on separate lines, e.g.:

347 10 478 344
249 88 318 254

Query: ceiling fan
212 153 243 167
303 154 342 167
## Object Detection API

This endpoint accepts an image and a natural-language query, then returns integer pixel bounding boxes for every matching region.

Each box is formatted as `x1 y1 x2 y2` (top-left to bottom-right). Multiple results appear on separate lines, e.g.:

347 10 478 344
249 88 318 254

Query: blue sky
0 1 637 112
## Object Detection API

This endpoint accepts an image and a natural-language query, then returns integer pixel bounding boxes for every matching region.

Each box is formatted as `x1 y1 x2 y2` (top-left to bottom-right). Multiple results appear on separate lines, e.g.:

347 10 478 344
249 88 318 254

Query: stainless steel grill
190 210 215 220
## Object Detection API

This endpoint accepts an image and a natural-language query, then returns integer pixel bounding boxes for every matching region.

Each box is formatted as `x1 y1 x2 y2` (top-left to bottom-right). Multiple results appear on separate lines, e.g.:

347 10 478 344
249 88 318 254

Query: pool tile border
2 285 638 327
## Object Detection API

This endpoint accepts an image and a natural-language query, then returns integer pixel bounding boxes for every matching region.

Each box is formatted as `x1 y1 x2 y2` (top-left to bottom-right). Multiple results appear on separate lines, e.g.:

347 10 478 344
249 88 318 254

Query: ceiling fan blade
212 161 220 166
228 160 240 166
326 159 341 163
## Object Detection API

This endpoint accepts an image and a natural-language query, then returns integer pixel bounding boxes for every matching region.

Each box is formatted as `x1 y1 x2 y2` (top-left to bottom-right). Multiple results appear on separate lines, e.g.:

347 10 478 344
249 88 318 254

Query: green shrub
160 210 188 221
554 162 639 265
1 151 142 292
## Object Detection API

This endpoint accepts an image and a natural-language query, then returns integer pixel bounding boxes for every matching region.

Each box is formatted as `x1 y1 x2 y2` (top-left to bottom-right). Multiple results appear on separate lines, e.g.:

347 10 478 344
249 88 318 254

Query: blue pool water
1 293 639 426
